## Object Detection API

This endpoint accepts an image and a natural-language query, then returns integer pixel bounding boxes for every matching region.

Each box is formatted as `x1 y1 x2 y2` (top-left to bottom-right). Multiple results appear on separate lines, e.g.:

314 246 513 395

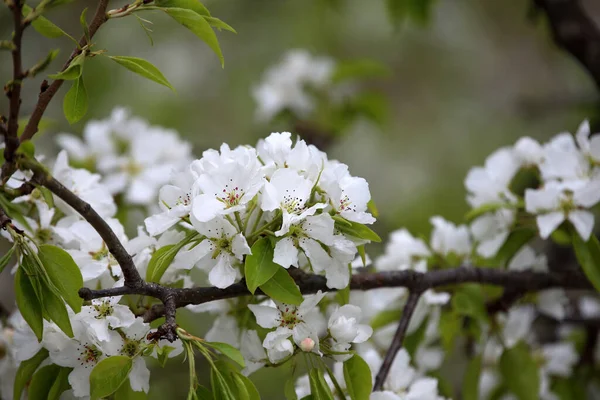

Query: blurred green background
1 0 599 398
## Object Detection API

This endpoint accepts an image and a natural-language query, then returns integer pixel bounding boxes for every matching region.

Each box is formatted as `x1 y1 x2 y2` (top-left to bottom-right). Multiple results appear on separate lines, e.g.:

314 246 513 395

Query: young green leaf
146 245 176 282
39 187 55 208
284 377 299 400
17 140 35 158
90 356 133 400
114 378 148 400
63 76 88 124
28 49 60 77
14 266 44 341
22 5 68 38
13 348 49 400
49 53 85 81
572 232 600 292
41 283 74 337
334 219 381 242
232 373 260 400
210 368 237 400
259 267 303 305
357 245 366 266
195 385 213 400
28 364 62 400
80 8 90 44
203 16 236 33
38 244 84 313
135 15 154 46
162 8 224 67
332 59 390 83
499 342 539 400
48 367 72 400
206 342 245 368
369 308 400 330
343 355 372 400
451 284 489 324
308 368 334 400
155 0 210 16
0 245 15 275
107 56 174 91
245 237 281 293
156 345 176 367
463 355 481 400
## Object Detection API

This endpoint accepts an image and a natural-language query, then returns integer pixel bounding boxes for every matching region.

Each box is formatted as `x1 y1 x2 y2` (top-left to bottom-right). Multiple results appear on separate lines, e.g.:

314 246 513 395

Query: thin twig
373 291 422 391
19 0 110 142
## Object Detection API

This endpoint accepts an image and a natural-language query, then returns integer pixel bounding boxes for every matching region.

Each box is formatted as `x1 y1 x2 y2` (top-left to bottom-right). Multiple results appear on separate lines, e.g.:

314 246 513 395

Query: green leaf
284 377 299 400
155 0 210 15
357 245 366 266
157 345 175 367
41 282 74 337
114 378 148 400
63 76 88 124
146 244 176 282
48 367 72 400
29 364 62 400
13 348 49 400
39 186 55 208
195 385 213 400
206 341 245 368
90 356 133 400
463 355 481 400
367 199 378 218
80 8 90 44
15 266 44 341
343 355 372 400
49 53 85 80
369 308 400 330
499 342 540 400
572 233 600 292
465 203 507 223
17 140 35 157
232 374 260 400
245 238 281 293
204 16 236 33
259 268 303 305
0 245 15 275
28 49 60 77
135 15 154 46
108 56 174 91
210 368 237 400
22 5 67 38
162 8 224 67
334 219 381 242
451 284 489 324
38 244 84 313
308 368 334 400
336 284 350 305
491 229 535 266
332 60 390 83
438 310 460 352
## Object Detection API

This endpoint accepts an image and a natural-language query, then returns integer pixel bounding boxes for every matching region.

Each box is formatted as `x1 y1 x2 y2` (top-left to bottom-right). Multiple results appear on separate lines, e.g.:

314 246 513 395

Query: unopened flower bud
299 337 315 352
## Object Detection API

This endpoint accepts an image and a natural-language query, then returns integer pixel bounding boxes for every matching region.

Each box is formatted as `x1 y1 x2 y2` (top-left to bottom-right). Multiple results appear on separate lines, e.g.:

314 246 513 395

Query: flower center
277 305 303 328
93 301 114 319
35 228 53 244
176 193 192 206
77 344 103 367
217 180 244 208
120 339 140 358
282 189 305 214
338 193 356 212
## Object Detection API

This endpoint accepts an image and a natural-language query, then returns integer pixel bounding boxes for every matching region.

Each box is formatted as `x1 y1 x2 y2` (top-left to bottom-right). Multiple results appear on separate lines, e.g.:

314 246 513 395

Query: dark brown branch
534 0 600 90
373 291 422 391
19 0 110 142
2 0 25 181
116 266 593 323
31 171 144 288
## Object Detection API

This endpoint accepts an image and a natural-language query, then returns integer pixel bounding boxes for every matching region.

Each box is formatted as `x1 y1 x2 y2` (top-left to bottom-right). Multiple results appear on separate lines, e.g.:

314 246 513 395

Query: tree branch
19 0 110 143
373 291 422 391
3 0 25 181
534 0 600 90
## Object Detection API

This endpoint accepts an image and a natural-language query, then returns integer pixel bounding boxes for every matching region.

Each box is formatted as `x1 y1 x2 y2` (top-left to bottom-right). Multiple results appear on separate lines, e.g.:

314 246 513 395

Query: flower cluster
252 50 336 122
145 131 376 290
57 107 193 207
